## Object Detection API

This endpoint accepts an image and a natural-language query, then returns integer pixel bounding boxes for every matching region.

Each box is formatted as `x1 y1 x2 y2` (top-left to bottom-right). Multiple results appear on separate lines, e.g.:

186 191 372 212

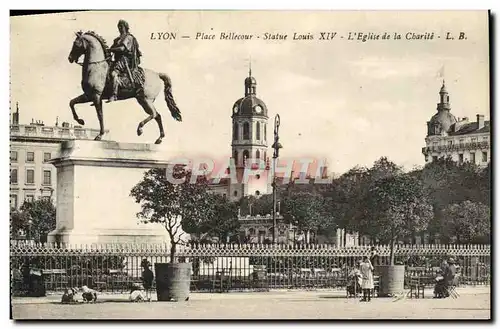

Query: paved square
11 288 490 320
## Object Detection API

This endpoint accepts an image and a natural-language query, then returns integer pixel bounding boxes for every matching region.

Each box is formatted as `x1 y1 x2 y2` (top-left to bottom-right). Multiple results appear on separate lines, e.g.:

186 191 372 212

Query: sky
10 10 490 175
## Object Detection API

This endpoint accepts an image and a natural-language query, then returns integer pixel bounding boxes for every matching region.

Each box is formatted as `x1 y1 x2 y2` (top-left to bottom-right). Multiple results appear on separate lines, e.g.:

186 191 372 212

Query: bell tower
229 66 270 201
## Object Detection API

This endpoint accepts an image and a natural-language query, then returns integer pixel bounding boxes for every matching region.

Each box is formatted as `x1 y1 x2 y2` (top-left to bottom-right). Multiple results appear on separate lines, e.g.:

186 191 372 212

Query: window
10 169 18 184
459 139 464 145
26 152 34 162
42 196 51 202
243 122 250 140
256 150 260 159
233 191 238 197
10 195 17 209
432 156 438 162
432 142 438 147
26 169 35 184
233 150 238 166
44 152 51 162
43 170 52 185
243 150 250 163
483 136 488 142
482 152 488 162
470 152 476 163
25 194 34 203
256 122 261 140
264 124 267 142
471 137 477 143
10 151 17 162
249 228 256 235
233 123 239 141
459 154 464 163
448 140 453 147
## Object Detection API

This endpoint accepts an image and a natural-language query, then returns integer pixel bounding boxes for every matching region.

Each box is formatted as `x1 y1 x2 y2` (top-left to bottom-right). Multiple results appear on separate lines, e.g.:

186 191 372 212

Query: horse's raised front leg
93 94 105 141
70 94 91 126
136 97 159 141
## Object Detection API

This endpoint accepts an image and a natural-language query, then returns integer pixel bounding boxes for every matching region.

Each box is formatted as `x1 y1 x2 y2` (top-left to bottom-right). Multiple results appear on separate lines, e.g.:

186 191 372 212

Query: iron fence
10 241 490 295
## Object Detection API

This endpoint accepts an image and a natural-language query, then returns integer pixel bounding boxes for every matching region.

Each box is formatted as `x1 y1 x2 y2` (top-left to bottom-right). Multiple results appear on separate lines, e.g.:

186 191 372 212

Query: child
129 282 146 302
61 287 78 304
81 285 98 303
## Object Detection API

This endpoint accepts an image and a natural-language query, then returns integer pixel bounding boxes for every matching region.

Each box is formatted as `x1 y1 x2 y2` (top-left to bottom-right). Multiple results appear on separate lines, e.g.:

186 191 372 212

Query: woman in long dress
360 256 374 302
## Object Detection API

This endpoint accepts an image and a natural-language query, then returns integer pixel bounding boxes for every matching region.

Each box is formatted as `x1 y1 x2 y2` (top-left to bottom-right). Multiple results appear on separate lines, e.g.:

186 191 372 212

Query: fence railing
10 242 490 295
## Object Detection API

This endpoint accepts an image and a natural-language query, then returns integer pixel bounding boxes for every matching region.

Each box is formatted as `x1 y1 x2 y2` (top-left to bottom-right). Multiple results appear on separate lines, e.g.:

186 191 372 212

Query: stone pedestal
47 140 176 246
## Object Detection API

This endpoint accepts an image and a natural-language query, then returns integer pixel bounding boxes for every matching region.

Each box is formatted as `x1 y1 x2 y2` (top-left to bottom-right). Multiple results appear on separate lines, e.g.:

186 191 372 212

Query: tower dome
427 80 457 136
232 68 268 118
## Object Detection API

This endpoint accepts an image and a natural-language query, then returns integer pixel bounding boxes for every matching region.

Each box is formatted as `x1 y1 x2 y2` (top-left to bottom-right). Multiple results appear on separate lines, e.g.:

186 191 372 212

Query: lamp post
271 114 282 244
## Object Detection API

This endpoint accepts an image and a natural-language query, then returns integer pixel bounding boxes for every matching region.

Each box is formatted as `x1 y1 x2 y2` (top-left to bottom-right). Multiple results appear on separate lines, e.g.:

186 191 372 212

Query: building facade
9 105 103 210
422 81 490 167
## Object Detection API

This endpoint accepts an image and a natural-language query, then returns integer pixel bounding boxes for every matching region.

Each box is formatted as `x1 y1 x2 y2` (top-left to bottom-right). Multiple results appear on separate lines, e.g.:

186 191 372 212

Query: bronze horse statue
67 31 182 144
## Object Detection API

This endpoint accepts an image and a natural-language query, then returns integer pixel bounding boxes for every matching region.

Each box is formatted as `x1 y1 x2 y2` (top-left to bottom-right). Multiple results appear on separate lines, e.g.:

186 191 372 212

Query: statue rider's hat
118 19 130 30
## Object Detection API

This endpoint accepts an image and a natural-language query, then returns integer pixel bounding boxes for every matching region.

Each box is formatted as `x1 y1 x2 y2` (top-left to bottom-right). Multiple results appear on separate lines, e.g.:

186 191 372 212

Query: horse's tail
158 72 182 122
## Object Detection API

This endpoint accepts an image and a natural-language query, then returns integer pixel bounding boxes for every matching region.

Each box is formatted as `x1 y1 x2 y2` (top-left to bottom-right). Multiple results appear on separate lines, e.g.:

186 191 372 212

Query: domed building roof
232 96 268 117
429 110 457 133
245 76 257 85
232 69 268 118
440 83 448 94
427 80 457 136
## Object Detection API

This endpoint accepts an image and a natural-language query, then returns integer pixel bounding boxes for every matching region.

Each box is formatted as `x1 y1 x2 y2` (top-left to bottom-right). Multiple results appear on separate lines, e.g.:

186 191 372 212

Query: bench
43 269 67 275
42 269 68 290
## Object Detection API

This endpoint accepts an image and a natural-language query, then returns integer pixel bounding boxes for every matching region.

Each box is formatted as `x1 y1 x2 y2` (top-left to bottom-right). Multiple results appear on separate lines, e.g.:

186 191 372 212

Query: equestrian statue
67 20 182 144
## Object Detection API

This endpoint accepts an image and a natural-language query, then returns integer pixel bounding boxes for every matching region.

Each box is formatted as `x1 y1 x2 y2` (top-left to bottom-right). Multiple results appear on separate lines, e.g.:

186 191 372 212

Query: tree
358 173 434 264
417 156 489 242
182 193 240 243
130 166 214 262
19 198 56 243
238 195 258 216
253 194 274 216
326 166 369 234
338 158 402 240
282 191 330 243
442 201 490 244
10 208 27 239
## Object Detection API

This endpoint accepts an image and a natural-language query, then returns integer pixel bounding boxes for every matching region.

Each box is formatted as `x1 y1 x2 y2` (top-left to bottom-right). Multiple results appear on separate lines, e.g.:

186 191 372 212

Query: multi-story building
238 214 291 244
422 81 490 167
9 104 103 210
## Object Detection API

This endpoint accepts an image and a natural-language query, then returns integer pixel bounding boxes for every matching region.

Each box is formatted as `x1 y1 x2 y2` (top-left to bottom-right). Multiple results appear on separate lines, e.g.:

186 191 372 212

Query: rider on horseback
108 19 143 102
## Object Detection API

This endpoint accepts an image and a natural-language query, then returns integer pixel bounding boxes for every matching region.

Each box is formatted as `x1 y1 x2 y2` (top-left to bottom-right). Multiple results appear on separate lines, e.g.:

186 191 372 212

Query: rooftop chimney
477 114 485 129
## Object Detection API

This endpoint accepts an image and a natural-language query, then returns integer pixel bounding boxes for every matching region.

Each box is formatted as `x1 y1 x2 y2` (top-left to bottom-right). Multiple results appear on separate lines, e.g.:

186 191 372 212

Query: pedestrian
447 258 458 286
360 256 374 302
141 259 154 302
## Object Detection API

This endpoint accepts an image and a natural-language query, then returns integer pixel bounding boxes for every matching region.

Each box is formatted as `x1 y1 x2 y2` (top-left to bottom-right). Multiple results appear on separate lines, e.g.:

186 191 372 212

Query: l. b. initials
446 32 466 40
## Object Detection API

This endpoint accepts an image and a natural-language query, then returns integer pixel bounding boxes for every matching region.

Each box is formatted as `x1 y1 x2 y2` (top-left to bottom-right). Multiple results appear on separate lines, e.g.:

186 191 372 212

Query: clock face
255 105 263 114
233 106 239 114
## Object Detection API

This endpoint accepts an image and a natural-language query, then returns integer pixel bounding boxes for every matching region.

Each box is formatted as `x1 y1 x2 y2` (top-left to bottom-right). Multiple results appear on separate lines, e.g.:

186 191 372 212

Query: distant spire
249 57 252 77
12 102 20 125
